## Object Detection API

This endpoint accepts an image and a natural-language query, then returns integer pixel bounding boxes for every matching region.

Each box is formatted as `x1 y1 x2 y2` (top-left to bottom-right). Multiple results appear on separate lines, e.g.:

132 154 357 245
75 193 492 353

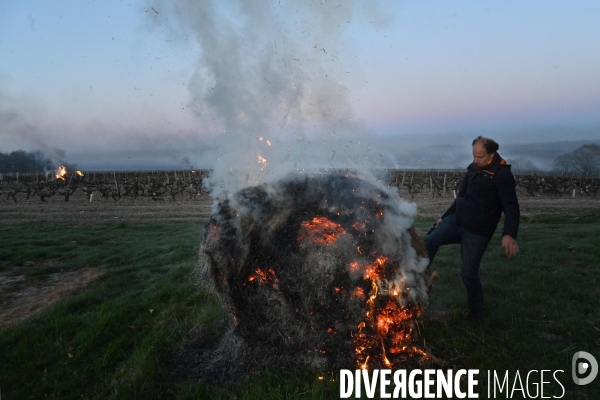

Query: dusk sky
1 0 599 171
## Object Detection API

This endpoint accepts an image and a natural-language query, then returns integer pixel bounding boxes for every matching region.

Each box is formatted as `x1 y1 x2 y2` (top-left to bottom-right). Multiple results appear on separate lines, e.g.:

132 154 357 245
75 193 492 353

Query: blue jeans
424 213 489 311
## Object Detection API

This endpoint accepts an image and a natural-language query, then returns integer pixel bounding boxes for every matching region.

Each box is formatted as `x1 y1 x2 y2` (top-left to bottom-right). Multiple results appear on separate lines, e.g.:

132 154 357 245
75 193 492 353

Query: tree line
552 144 600 176
510 144 600 176
0 150 56 174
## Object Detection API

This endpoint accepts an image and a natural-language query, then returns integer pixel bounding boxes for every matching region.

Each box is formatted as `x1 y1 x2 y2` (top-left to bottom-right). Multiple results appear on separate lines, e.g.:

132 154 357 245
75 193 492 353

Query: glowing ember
299 216 346 245
76 170 84 177
197 173 432 374
247 267 279 287
352 287 365 298
257 155 268 171
348 261 360 271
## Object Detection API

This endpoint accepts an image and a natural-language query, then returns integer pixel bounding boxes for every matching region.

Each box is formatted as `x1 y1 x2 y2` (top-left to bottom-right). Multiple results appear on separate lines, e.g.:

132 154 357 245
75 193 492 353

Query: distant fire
56 166 68 180
55 166 84 180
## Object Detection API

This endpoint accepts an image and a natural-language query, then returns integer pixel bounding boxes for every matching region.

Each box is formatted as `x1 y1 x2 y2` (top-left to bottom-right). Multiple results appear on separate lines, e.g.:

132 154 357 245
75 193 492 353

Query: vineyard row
0 169 599 203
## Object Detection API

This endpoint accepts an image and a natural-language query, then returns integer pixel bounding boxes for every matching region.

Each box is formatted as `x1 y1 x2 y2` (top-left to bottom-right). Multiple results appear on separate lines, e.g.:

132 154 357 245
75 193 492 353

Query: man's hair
472 136 499 154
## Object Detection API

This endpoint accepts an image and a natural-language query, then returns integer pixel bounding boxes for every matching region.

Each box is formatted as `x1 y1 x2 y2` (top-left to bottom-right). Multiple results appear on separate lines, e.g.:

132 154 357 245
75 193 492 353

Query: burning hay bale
196 172 433 378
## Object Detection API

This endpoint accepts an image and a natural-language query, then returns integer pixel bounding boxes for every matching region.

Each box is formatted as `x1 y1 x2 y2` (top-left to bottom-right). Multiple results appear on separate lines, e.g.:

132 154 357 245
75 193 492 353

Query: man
425 136 520 324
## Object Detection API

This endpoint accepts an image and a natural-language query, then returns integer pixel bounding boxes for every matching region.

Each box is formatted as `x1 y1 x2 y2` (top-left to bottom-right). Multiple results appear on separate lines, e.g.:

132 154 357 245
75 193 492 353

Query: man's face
472 142 494 167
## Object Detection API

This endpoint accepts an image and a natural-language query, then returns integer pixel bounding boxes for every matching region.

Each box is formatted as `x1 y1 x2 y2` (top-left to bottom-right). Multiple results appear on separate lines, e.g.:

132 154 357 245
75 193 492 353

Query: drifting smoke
148 0 396 202
0 72 207 171
149 1 435 378
0 81 73 169
180 156 193 169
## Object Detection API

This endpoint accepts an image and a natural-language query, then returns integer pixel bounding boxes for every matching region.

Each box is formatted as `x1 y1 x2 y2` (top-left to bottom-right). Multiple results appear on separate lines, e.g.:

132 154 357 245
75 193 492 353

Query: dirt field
0 193 214 224
0 265 103 326
1 188 598 224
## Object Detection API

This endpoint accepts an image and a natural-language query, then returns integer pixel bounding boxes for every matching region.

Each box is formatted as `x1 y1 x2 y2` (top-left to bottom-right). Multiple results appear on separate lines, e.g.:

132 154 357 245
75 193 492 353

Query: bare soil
0 193 213 224
0 264 103 326
1 189 598 224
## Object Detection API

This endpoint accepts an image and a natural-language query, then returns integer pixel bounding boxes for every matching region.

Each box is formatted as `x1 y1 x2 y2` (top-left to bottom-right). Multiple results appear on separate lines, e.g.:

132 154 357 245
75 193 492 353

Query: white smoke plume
146 0 396 204
144 1 439 374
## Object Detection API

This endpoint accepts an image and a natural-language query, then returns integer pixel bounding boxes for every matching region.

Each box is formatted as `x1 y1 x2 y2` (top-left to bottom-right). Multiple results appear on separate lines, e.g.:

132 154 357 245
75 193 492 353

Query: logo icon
572 351 598 386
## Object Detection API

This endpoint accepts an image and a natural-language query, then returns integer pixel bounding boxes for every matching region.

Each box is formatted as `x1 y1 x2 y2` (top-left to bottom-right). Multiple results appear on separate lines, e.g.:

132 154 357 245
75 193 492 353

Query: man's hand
435 218 443 227
502 235 519 257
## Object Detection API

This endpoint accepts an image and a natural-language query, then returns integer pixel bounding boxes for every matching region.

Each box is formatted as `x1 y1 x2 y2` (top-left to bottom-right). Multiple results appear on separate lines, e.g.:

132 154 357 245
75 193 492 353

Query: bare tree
553 144 600 176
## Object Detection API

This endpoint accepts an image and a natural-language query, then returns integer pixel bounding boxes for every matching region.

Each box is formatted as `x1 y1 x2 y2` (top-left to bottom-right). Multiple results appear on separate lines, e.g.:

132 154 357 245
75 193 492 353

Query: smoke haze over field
147 0 397 198
1 1 600 171
376 133 600 171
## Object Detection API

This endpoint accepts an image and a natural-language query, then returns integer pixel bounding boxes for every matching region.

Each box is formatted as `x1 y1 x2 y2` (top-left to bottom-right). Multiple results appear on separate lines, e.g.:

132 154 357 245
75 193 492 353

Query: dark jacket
441 153 520 240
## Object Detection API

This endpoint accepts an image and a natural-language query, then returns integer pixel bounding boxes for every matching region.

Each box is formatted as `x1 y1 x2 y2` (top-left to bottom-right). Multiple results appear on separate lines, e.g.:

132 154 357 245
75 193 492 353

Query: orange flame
364 256 388 280
299 216 346 245
351 255 422 369
76 170 84 177
56 166 67 180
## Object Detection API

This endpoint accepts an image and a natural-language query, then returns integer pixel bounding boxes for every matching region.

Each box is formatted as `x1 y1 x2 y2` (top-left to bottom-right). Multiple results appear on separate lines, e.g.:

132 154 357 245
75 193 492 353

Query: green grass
413 215 600 398
0 216 599 399
0 221 222 399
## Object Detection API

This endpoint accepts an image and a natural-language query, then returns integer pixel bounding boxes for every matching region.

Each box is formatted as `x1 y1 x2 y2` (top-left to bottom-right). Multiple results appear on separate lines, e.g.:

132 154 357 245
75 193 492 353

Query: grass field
0 215 599 399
